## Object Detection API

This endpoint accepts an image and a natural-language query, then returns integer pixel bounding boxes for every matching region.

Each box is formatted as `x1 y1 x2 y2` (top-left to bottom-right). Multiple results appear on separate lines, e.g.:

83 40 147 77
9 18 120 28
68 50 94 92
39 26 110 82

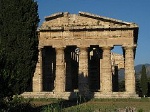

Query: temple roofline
79 11 138 27
45 12 64 21
44 11 138 28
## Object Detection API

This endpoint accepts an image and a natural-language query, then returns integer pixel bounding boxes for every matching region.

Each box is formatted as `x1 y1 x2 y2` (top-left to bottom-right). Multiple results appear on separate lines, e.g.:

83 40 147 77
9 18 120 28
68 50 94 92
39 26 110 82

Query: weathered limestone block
78 47 89 95
33 48 43 92
54 47 66 92
124 46 136 94
100 46 112 93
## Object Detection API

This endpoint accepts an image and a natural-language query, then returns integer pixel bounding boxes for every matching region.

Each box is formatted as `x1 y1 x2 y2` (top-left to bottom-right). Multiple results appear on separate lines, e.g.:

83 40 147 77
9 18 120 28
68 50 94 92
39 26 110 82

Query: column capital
79 47 88 50
38 46 44 50
101 46 113 50
77 47 89 54
38 44 44 48
38 48 42 51
55 46 65 50
54 47 65 52
78 46 88 49
122 45 136 50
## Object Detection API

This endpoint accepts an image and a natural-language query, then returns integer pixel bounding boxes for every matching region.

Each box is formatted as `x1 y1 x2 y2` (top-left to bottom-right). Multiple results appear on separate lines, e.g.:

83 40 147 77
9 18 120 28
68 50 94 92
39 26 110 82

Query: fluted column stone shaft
124 46 136 93
33 48 43 92
54 47 66 92
100 46 112 93
78 47 89 94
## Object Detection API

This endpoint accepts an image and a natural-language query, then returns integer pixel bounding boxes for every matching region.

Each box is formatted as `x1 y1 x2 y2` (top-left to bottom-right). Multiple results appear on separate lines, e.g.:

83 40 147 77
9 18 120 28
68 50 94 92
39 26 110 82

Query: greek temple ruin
22 12 139 99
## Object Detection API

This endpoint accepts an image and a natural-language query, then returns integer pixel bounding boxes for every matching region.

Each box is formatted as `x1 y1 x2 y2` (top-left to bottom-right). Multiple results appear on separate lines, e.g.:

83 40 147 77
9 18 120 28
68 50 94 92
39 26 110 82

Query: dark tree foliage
119 80 125 92
0 0 39 98
135 78 142 96
146 77 150 97
140 65 148 97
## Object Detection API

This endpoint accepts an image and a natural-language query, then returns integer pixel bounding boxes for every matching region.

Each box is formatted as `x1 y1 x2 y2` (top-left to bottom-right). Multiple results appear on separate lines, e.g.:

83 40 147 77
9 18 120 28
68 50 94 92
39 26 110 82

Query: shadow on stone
33 73 95 111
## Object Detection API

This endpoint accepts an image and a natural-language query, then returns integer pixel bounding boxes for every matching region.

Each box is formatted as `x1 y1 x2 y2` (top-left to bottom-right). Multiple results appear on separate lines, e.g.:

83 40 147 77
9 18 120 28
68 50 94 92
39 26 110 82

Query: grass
1 96 150 112
33 98 150 112
84 98 150 111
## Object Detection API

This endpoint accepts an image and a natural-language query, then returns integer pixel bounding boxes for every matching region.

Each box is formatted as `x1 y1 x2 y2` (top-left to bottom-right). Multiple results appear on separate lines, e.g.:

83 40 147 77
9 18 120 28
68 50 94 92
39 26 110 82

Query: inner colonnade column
124 46 136 94
100 46 112 93
78 47 89 95
54 47 66 92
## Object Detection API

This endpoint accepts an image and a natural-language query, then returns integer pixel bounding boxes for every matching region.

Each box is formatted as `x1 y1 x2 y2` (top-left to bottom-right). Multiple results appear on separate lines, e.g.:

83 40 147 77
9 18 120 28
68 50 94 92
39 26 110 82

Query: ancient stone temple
22 12 139 99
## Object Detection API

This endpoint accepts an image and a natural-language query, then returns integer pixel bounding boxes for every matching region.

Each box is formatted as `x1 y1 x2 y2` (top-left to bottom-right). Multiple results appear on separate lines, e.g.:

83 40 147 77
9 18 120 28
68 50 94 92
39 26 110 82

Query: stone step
21 92 139 99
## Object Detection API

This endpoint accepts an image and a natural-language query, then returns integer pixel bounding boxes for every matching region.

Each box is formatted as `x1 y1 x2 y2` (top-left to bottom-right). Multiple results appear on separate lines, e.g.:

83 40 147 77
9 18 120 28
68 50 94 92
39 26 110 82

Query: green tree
135 78 141 96
0 0 39 98
119 80 125 92
140 65 148 97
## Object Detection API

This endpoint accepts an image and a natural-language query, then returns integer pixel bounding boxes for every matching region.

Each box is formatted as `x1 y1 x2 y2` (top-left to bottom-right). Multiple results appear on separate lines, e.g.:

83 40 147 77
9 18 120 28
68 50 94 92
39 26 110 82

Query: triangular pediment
39 12 138 31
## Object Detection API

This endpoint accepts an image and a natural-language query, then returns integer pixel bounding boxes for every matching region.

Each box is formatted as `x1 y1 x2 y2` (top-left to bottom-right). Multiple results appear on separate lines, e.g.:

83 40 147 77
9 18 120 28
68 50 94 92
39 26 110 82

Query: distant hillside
135 64 150 79
118 64 150 81
135 64 150 73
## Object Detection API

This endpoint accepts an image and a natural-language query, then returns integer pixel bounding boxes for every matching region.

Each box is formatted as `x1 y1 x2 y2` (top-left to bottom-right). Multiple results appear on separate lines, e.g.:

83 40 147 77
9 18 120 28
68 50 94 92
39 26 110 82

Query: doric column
78 47 89 94
54 47 66 92
100 46 112 93
124 46 135 93
33 48 43 92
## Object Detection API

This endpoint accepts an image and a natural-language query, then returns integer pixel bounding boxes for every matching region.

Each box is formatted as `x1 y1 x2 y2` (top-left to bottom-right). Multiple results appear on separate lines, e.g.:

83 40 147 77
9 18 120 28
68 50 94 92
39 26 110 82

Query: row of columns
33 45 136 94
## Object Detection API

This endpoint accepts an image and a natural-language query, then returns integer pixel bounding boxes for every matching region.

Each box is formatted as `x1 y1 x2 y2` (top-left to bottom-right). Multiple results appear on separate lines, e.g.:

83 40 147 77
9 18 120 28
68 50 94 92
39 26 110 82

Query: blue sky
36 0 150 65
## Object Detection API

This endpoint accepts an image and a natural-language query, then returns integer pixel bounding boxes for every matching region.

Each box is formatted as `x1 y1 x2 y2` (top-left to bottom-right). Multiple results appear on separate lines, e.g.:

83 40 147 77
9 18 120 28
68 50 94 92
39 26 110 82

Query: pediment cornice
78 11 138 27
39 12 138 31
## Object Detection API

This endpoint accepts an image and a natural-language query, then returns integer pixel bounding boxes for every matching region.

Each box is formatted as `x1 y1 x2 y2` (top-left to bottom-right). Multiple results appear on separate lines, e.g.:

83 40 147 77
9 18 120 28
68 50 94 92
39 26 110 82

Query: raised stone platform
21 92 139 100
94 92 139 98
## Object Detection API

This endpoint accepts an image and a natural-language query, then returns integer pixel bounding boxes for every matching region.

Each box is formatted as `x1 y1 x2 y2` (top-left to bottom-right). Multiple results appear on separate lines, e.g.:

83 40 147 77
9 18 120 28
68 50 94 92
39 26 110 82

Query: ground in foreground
29 98 150 112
